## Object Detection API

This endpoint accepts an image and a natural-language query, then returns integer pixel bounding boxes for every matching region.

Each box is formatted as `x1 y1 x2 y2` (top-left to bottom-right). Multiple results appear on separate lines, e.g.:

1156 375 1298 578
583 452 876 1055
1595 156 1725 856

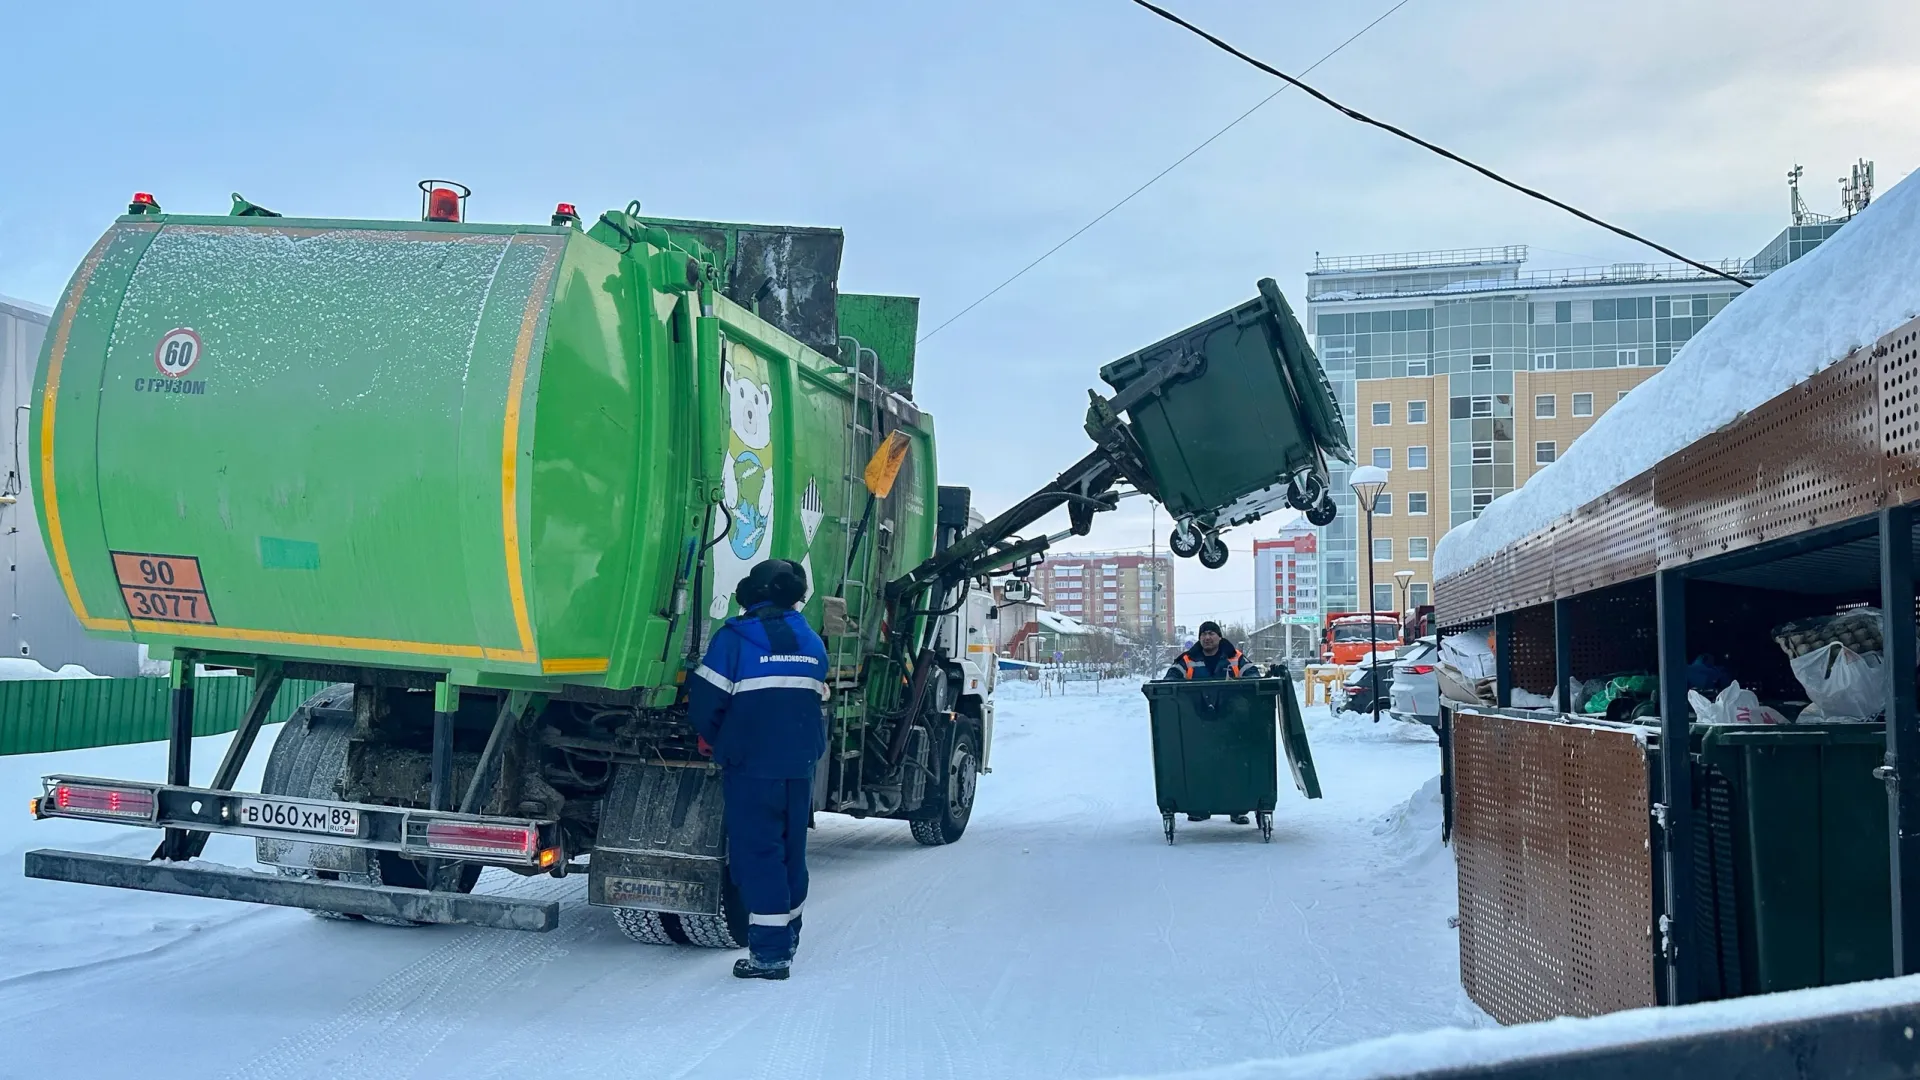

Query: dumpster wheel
1168 523 1202 559
1256 811 1273 842
1198 532 1229 569
1162 812 1176 844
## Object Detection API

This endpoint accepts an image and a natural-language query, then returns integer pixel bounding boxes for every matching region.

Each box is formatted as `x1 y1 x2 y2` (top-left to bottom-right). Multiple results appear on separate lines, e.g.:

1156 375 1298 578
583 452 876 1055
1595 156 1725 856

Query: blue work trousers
723 773 811 965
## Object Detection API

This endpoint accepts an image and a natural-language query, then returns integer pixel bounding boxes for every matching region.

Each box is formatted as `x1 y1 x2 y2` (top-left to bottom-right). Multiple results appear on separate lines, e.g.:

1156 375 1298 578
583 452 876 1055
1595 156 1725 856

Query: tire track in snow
219 874 581 1080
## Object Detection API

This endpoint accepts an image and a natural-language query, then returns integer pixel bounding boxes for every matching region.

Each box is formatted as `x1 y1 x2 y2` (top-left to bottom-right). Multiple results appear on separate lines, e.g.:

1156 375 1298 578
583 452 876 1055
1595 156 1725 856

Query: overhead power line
918 0 1417 344
1128 0 1752 289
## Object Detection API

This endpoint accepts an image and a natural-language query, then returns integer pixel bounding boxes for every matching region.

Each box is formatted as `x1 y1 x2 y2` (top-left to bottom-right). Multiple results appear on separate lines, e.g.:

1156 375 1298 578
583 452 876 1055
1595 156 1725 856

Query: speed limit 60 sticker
111 551 217 625
153 328 202 378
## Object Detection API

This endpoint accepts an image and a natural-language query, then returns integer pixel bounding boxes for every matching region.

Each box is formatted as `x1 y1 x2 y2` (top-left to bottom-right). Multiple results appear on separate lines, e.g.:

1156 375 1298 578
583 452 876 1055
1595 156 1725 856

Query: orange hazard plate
111 551 217 625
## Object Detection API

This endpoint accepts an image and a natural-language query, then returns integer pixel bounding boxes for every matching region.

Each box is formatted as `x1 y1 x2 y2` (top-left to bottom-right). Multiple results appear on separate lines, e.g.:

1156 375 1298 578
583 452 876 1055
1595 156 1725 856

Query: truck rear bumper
24 848 559 932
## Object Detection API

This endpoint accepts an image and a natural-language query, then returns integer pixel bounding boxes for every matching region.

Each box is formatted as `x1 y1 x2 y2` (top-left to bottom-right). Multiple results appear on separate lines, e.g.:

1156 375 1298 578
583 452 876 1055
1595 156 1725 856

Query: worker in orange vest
1163 621 1252 827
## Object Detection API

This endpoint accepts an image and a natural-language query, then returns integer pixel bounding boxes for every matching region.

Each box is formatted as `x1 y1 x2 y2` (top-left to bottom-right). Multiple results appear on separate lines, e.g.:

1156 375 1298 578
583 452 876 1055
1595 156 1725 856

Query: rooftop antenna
1840 159 1876 218
1788 165 1833 227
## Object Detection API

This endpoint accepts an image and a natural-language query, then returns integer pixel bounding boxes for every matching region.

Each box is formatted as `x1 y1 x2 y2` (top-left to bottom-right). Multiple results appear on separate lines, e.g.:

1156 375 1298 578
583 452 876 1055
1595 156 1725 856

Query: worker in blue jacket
688 558 830 980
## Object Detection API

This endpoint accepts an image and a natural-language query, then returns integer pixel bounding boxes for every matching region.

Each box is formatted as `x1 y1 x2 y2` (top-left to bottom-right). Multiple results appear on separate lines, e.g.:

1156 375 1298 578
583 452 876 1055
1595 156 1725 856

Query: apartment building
1035 550 1175 642
1253 527 1319 626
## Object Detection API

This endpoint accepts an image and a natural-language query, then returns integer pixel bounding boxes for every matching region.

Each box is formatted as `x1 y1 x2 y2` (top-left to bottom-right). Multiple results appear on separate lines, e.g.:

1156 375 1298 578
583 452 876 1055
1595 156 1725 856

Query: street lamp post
1349 465 1390 721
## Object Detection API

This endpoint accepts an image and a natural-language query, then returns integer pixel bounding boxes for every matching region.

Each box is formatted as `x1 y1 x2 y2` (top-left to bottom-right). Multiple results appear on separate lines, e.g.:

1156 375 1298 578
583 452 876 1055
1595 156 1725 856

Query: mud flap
588 761 727 916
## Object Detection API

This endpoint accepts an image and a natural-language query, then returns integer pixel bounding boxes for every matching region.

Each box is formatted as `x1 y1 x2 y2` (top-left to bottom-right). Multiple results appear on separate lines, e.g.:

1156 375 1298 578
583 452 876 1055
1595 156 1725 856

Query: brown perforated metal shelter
1435 314 1920 1020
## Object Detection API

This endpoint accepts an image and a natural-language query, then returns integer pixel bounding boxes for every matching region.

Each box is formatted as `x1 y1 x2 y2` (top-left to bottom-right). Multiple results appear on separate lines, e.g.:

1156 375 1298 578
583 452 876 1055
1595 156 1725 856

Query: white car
1388 637 1440 728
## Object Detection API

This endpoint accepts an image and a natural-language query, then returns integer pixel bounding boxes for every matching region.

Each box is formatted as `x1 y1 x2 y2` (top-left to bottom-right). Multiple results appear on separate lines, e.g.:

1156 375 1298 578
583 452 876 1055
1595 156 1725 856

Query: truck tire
260 686 480 924
911 726 979 847
613 909 676 945
661 869 749 948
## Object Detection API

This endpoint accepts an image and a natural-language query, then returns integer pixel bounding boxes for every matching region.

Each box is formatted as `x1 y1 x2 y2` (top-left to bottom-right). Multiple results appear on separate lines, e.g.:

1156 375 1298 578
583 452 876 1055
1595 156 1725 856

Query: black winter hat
1198 620 1223 636
737 558 807 609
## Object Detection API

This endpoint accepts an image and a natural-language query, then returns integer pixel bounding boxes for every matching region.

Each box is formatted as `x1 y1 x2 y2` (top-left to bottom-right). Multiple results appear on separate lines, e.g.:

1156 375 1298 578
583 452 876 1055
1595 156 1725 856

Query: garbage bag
1788 643 1885 720
1580 674 1659 716
1687 680 1789 725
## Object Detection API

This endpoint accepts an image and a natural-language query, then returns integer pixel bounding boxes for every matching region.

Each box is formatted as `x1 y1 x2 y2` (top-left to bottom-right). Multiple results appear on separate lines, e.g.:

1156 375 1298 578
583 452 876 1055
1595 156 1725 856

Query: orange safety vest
1181 647 1244 680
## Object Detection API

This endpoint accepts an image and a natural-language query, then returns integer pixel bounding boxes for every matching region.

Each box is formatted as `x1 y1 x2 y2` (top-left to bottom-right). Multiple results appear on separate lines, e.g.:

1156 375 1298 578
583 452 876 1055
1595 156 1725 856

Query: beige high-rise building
1302 203 1859 613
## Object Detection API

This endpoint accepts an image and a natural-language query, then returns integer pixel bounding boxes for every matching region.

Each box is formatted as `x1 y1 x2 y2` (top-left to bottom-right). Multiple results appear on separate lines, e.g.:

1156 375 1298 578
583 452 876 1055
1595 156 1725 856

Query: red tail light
52 782 157 819
1404 664 1435 674
423 820 537 856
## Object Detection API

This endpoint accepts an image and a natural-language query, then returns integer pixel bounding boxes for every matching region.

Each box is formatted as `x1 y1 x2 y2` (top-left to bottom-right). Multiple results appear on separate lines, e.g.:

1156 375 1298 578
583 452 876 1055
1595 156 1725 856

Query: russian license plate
235 798 361 837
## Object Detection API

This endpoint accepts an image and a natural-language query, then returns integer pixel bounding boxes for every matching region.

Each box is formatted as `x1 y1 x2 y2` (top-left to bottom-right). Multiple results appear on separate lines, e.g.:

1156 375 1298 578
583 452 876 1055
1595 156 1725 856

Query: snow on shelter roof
1434 169 1920 582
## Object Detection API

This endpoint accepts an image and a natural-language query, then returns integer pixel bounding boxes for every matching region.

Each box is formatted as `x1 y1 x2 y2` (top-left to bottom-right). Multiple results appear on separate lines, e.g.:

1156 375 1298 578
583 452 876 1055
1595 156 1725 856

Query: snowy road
0 680 1484 1079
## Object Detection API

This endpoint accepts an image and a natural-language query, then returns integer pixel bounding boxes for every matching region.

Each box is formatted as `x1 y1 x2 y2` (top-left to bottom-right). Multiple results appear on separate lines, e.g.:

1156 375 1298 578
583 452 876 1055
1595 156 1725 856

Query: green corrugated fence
0 676 334 756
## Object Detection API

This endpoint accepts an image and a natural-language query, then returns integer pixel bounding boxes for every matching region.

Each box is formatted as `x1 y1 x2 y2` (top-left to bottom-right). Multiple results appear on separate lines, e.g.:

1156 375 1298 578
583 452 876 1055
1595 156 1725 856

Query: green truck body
33 211 932 699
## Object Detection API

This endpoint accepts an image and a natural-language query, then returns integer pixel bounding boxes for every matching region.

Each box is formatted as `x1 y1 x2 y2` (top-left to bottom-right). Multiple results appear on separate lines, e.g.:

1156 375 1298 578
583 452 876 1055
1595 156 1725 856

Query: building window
1407 400 1427 424
1408 446 1429 469
1373 583 1396 611
1534 352 1555 371
1371 447 1392 469
1372 402 1391 425
1618 389 1631 402
1410 582 1430 606
1470 396 1493 418
1535 394 1555 419
1408 492 1429 515
1470 442 1493 464
1619 349 1641 367
1408 356 1429 377
1471 353 1492 371
1375 492 1392 515
1536 441 1557 464
1471 489 1494 514
1573 392 1594 417
1372 538 1392 561
1409 537 1429 561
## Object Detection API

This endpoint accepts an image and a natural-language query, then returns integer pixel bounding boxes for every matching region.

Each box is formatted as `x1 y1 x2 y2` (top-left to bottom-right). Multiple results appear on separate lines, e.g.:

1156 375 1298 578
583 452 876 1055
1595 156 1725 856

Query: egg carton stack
1770 608 1883 659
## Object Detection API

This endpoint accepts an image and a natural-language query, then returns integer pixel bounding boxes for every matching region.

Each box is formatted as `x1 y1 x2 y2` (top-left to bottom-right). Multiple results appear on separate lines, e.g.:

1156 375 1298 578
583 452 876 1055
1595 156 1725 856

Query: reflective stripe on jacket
1179 644 1245 680
688 604 830 779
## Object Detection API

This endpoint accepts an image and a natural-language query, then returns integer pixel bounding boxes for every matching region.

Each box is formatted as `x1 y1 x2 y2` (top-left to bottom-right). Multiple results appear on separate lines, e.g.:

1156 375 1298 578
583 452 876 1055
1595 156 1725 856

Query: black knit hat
1198 620 1222 636
737 558 807 609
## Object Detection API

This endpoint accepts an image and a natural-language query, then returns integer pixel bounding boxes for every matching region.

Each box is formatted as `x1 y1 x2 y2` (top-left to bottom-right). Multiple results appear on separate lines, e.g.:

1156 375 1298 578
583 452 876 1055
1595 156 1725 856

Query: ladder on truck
831 335 885 687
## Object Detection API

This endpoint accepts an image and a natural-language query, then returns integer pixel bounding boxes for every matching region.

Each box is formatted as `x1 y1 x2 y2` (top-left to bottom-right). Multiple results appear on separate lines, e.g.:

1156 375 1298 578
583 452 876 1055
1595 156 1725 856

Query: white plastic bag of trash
1789 643 1885 720
1687 680 1789 725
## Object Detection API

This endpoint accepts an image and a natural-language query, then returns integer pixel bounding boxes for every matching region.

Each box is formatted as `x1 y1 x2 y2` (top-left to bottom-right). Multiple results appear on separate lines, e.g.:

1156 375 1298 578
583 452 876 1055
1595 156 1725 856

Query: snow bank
0 658 106 680
1370 775 1444 863
1110 973 1920 1080
1435 170 1920 581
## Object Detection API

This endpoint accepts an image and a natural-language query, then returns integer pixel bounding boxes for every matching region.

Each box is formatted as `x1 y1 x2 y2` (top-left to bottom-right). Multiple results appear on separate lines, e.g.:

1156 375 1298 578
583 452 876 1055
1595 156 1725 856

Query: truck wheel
1198 533 1229 569
1168 525 1201 559
613 909 676 945
657 867 749 948
911 728 979 847
260 687 479 924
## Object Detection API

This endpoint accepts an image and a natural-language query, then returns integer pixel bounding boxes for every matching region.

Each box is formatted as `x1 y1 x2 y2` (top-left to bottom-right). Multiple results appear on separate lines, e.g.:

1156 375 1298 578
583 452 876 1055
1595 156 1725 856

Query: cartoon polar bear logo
710 356 777 617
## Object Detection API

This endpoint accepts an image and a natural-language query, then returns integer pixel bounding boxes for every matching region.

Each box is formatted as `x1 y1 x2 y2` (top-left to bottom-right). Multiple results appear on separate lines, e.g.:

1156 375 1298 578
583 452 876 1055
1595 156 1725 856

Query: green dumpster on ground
1142 674 1321 844
1692 721 1891 998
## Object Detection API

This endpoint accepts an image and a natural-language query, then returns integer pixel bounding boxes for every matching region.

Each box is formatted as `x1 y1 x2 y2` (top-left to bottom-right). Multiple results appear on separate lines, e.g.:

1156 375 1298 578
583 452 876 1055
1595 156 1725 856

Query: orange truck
1320 611 1403 664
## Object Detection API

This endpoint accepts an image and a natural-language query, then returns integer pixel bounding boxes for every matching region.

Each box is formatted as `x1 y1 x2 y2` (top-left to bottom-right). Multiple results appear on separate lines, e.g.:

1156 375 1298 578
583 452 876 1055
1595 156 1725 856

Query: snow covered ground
0 680 1484 1079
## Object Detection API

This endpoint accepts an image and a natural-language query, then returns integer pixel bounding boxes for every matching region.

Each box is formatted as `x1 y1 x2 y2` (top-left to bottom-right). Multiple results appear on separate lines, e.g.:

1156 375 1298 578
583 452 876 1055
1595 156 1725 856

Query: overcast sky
3 0 1915 625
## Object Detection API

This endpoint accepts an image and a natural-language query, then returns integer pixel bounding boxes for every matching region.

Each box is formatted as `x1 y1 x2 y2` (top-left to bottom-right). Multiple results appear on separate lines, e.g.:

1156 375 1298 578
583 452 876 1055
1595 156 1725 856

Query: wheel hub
950 747 978 817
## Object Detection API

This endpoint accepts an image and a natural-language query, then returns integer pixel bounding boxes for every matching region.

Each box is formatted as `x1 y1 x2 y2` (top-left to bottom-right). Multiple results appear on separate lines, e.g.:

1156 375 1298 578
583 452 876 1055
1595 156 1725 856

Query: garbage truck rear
24 185 1348 942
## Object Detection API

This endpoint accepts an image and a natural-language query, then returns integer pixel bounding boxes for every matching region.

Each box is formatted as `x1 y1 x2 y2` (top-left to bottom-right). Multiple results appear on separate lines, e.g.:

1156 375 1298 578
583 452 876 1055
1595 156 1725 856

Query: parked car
1389 636 1441 728
1338 643 1416 716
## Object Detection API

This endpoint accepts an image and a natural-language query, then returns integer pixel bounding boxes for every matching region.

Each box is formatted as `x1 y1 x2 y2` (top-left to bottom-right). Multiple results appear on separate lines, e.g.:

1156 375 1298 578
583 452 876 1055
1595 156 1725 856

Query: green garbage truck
24 184 1349 944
